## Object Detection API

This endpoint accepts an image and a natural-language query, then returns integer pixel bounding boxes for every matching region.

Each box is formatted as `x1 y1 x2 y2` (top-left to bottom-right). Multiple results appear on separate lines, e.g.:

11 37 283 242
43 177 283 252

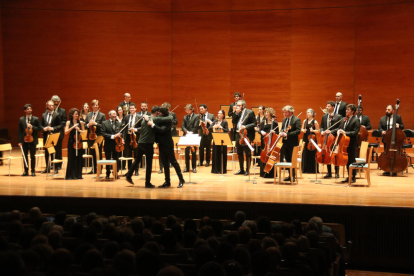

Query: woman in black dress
211 109 229 174
116 106 124 123
65 108 85 180
254 105 266 165
259 108 279 178
301 108 320 173
80 103 89 123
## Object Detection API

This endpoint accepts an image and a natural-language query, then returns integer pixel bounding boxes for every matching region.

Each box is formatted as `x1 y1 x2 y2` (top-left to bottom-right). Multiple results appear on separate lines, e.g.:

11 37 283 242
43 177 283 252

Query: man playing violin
101 110 124 179
198 104 215 167
232 100 256 176
336 104 360 183
123 103 140 176
18 104 42 176
51 95 67 172
320 101 342 179
85 99 106 174
181 104 199 173
279 105 301 182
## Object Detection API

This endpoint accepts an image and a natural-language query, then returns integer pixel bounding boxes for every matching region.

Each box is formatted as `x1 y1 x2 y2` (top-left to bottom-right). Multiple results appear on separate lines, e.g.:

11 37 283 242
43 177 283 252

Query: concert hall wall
1 0 414 146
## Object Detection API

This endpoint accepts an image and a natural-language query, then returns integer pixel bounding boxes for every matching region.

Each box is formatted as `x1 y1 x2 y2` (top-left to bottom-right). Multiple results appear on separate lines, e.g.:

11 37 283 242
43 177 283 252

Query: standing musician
210 109 229 174
80 103 90 123
51 95 67 172
64 108 85 180
321 101 342 178
232 100 256 176
125 106 172 187
198 104 215 167
336 104 361 183
301 108 320 174
123 103 140 176
254 105 266 164
137 101 151 117
357 106 372 130
119 93 135 116
259 107 278 178
279 106 301 182
378 104 404 176
229 92 242 151
18 104 42 176
101 110 124 179
149 107 185 188
158 102 178 174
41 100 64 174
334 92 348 118
85 99 106 174
181 104 200 173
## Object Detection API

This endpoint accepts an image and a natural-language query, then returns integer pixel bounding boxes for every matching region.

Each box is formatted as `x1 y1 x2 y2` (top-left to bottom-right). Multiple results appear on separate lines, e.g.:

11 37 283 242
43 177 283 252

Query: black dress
302 119 319 173
259 119 278 178
253 115 265 164
65 120 83 180
211 121 229 174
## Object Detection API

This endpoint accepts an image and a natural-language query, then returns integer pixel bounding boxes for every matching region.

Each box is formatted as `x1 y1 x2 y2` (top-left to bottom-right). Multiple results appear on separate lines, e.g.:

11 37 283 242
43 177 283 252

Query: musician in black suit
279 105 301 182
336 104 361 183
356 106 372 130
18 104 42 176
228 92 242 145
334 92 348 118
123 103 140 176
378 104 404 135
181 104 200 173
101 110 124 179
41 100 64 174
51 95 67 170
85 99 106 174
320 101 343 178
150 107 185 188
119 93 135 116
232 100 256 176
159 102 178 174
198 104 215 167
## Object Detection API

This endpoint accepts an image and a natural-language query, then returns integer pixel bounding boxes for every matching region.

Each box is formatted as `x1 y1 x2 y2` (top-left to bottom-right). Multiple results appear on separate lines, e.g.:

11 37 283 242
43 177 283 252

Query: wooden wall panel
172 12 230 121
231 0 291 10
291 0 355 9
291 8 356 124
172 0 231 12
355 3 414 130
230 10 291 116
0 1 4 128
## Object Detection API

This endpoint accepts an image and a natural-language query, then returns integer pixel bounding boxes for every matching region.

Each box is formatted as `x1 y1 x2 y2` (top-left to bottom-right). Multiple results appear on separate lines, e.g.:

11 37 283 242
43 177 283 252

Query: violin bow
19 145 28 168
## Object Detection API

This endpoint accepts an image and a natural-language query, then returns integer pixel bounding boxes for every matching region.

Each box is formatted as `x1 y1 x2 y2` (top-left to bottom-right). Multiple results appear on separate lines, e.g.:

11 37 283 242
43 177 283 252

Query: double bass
357 95 368 145
330 117 350 167
377 99 408 174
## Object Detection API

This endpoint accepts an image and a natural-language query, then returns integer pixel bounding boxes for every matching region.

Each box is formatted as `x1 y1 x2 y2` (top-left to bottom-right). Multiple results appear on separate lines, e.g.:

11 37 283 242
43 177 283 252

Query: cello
377 99 408 174
330 117 350 167
260 115 277 163
263 126 290 174
357 95 368 145
316 118 342 165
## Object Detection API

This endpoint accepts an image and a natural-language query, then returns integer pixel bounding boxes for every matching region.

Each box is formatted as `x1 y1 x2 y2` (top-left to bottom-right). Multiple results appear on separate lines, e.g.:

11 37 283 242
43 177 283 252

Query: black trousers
346 145 357 177
236 140 251 171
327 165 339 175
55 138 63 169
125 141 139 171
159 146 182 183
88 139 103 171
199 136 212 164
185 147 197 169
283 144 295 178
128 143 154 184
23 142 36 172
105 149 119 176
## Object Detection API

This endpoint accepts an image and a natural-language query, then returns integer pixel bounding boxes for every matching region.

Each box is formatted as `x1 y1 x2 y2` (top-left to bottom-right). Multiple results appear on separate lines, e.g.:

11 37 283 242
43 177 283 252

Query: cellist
123 103 140 176
259 107 278 178
18 104 42 176
320 101 342 179
85 99 106 174
336 104 360 183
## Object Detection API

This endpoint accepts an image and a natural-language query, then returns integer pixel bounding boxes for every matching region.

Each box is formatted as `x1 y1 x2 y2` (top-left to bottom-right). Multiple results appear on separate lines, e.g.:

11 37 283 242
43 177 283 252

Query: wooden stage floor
1 149 414 209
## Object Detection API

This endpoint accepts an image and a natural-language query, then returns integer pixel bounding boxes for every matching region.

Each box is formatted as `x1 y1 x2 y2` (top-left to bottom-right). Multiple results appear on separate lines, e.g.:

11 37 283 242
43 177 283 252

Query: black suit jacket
85 111 106 138
101 120 124 153
334 101 347 117
378 115 404 133
182 113 200 135
229 102 237 122
169 111 178 136
198 113 215 139
357 115 371 130
232 109 256 141
123 113 142 142
119 101 135 115
41 111 64 141
338 116 360 149
18 116 42 145
320 113 343 134
154 120 174 150
281 115 301 147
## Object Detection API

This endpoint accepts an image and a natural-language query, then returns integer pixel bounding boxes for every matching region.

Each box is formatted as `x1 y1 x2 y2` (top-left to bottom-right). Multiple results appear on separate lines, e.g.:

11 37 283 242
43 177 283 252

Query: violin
377 99 408 174
330 117 350 167
115 136 124 152
73 131 83 150
263 126 291 174
130 132 138 149
200 119 209 135
307 122 316 151
357 95 368 146
24 117 34 143
88 109 100 140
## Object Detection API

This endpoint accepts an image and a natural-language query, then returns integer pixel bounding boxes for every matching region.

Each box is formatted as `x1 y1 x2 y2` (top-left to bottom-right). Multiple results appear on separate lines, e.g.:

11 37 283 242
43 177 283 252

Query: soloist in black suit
85 111 106 172
159 111 179 170
198 113 215 165
181 113 200 170
41 111 64 170
101 119 124 177
321 113 342 176
281 115 301 179
232 109 256 173
18 116 42 173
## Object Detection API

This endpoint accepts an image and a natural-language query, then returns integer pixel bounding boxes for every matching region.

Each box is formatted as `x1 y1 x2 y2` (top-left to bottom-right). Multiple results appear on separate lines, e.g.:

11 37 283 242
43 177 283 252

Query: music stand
212 132 232 175
309 139 323 184
177 134 201 184
220 105 230 118
44 133 60 174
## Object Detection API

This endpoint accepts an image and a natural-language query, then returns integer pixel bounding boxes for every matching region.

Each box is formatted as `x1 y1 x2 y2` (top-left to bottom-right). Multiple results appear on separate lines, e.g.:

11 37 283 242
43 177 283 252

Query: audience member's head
297 235 310 252
102 241 120 260
102 223 117 240
306 230 320 248
136 248 161 276
131 218 144 234
159 231 177 252
291 219 303 235
256 216 272 233
19 228 38 249
282 242 299 265
64 217 76 232
266 247 282 272
29 207 42 220
183 230 197 248
86 212 97 226
10 210 22 222
281 222 294 238
143 241 161 255
246 220 257 237
166 215 177 228
198 261 226 276
74 243 95 264
261 236 278 250
108 215 119 227
142 216 153 229
234 245 251 275
156 265 184 276
48 230 62 249
222 260 243 276
50 248 73 274
235 211 246 225
113 249 136 276
32 244 53 272
199 225 215 240
30 235 48 248
8 220 23 243
216 242 234 264
237 226 252 244
151 221 165 235
199 216 212 228
90 219 103 233
309 216 324 234
184 219 198 234
82 249 104 272
305 221 319 233
194 245 215 268
39 221 55 236
206 237 220 253
54 210 66 226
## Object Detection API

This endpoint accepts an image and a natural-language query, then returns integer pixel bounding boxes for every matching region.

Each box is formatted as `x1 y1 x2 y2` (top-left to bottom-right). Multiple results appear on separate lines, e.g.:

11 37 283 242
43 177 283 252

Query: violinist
232 100 256 176
85 99 106 174
101 110 124 179
301 109 320 174
280 105 301 182
51 95 67 172
181 104 200 173
116 106 125 123
123 103 140 176
119 93 135 116
18 104 41 176
80 103 90 123
198 104 215 167
336 104 360 183
158 102 178 174
356 106 371 130
229 92 242 151
320 101 342 178
210 110 229 174
64 108 85 180
334 92 348 117
259 107 278 178
41 100 64 174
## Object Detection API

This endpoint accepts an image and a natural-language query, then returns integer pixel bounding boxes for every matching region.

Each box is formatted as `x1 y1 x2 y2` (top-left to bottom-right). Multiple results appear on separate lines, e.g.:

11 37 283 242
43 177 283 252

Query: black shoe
229 149 233 153
382 172 390 176
158 182 171 188
244 171 249 176
335 174 340 178
22 171 29 176
88 170 94 175
41 169 50 174
31 172 36 176
341 178 349 183
235 170 246 175
178 182 184 188
145 183 155 188
324 173 332 179
54 169 59 174
125 177 134 185
205 162 210 167
192 168 197 173
123 173 129 177
283 177 291 182
158 169 163 174
106 175 110 179
135 170 139 176
183 168 189 173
